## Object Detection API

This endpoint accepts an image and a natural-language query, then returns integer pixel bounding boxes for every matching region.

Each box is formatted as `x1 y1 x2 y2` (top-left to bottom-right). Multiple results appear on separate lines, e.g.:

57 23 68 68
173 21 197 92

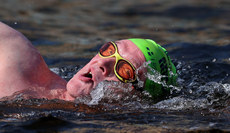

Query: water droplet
212 58 216 62
209 122 216 127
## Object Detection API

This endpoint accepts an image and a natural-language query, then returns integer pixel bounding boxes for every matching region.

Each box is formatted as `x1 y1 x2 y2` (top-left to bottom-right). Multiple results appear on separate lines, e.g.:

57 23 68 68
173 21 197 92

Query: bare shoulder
0 21 35 52
0 22 47 97
0 21 27 45
0 22 41 74
0 21 41 66
0 22 67 99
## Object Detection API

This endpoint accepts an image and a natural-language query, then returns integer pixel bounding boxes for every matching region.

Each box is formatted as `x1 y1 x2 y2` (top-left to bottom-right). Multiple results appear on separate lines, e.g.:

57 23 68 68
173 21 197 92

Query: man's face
66 40 146 99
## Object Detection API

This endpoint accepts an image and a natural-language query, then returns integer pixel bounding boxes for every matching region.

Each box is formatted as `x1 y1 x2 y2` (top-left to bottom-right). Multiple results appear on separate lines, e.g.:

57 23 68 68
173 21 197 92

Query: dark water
0 0 230 132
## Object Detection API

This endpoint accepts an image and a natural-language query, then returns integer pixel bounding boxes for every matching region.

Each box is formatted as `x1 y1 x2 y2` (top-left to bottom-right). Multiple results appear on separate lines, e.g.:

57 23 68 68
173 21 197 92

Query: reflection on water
0 0 230 132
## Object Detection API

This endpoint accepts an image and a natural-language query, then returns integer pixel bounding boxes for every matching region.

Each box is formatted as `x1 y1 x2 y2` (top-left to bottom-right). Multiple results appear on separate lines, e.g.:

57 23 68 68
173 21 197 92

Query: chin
66 79 92 98
66 79 81 98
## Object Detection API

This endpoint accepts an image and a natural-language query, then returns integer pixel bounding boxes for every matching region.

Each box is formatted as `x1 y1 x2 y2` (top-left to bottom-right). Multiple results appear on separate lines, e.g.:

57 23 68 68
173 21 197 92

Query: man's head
66 39 177 99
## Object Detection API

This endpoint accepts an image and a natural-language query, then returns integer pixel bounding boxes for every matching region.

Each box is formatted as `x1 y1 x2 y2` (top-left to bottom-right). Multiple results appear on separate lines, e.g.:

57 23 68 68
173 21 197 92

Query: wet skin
0 22 146 101
0 22 69 100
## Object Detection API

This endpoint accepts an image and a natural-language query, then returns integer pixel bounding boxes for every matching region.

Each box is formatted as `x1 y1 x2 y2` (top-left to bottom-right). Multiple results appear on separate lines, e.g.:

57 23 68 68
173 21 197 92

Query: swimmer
0 22 177 101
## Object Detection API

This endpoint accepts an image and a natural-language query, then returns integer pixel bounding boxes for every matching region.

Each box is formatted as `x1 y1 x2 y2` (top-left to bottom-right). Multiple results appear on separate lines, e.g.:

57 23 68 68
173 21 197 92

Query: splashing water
156 60 230 110
49 59 230 111
154 82 230 110
74 81 134 105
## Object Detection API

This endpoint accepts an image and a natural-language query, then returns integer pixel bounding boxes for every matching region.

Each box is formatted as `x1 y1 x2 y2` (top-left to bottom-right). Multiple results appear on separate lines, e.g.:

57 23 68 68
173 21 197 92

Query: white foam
154 82 230 110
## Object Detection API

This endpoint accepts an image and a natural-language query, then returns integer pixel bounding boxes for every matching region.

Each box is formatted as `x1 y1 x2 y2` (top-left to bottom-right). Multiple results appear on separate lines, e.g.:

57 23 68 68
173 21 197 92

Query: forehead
115 40 146 68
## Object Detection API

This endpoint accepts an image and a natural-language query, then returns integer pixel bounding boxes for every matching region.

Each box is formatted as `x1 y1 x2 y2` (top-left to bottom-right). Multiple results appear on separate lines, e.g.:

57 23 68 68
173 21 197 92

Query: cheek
102 75 120 82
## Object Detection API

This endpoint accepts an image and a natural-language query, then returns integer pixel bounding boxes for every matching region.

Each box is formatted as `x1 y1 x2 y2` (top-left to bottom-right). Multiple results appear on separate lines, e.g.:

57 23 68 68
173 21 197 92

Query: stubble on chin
67 80 94 99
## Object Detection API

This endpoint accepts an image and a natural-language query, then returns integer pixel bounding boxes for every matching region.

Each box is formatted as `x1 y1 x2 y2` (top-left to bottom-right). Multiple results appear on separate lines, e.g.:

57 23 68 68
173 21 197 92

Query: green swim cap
128 38 177 98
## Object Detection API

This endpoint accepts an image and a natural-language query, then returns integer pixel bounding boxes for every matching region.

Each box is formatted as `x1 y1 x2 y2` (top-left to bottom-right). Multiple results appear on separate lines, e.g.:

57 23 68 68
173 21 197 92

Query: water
0 0 230 132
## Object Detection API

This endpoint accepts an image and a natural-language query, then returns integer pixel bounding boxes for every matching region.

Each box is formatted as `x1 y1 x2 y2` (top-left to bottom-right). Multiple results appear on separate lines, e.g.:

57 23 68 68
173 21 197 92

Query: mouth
80 71 93 82
85 72 93 78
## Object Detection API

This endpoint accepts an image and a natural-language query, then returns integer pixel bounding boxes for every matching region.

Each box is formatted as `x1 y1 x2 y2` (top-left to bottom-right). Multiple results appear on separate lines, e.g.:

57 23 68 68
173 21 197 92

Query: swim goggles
98 41 137 83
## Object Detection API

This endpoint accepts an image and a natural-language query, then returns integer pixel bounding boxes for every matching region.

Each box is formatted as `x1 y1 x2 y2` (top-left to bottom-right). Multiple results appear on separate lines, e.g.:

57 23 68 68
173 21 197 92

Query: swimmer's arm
0 21 42 69
0 22 67 98
0 21 35 52
0 21 51 84
0 22 67 91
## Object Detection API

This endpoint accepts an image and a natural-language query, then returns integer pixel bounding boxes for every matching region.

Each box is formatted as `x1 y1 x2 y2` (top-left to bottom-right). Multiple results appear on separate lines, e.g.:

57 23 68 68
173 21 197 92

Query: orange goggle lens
99 42 116 56
116 60 135 80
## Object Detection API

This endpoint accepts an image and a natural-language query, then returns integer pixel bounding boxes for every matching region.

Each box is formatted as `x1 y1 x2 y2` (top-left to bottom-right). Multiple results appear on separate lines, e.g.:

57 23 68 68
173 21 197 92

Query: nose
94 56 116 77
